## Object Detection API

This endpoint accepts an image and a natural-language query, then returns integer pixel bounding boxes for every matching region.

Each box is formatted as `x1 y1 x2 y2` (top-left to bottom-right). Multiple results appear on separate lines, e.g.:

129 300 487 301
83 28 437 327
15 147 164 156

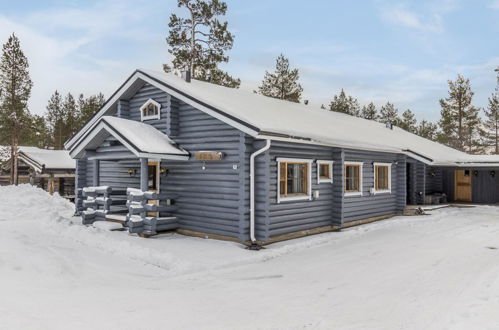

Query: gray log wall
341 149 403 223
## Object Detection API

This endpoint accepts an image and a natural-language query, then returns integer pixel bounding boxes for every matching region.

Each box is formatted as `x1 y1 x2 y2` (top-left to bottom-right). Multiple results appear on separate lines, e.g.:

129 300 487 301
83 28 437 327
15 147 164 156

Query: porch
71 116 190 237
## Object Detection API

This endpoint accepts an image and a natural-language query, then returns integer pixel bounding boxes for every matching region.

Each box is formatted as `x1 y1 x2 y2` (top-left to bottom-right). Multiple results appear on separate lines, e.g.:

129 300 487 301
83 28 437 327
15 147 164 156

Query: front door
147 161 160 216
455 170 472 202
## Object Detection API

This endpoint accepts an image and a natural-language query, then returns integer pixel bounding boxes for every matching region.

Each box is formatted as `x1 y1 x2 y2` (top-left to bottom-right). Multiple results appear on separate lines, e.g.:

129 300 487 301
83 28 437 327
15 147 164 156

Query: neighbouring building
1 146 76 200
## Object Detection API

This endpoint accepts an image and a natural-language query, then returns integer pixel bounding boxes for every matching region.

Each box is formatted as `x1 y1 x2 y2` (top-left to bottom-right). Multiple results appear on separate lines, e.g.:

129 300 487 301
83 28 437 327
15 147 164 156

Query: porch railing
81 186 178 237
126 188 178 237
81 186 128 225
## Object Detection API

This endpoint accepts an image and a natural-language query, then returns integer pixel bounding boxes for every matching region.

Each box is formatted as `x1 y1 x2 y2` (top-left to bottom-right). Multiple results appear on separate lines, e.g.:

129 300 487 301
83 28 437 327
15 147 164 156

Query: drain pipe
248 139 271 250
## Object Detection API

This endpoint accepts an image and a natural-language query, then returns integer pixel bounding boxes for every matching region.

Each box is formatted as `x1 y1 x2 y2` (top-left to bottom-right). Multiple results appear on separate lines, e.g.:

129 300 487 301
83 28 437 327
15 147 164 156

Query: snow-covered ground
1 185 499 330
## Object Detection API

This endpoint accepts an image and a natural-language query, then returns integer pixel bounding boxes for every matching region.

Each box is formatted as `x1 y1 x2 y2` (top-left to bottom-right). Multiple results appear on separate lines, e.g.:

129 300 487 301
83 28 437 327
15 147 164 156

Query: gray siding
265 141 339 240
126 83 171 133
342 149 401 223
98 160 140 189
425 166 443 194
159 100 244 240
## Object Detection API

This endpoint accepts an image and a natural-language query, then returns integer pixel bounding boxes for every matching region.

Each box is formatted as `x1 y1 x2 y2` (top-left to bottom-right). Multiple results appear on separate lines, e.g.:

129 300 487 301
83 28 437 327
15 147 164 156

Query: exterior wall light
127 169 137 176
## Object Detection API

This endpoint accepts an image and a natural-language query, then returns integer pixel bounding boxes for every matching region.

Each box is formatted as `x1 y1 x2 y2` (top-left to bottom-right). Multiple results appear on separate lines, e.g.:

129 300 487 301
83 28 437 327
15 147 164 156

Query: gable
64 70 259 152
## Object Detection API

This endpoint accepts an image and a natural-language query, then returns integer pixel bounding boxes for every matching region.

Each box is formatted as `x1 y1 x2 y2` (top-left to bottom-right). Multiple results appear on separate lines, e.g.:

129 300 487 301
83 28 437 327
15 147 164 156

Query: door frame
147 161 160 216
454 169 472 202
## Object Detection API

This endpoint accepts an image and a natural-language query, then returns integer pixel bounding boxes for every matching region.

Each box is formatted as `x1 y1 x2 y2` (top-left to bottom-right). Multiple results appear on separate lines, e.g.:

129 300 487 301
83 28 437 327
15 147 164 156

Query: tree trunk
9 134 14 185
12 133 19 186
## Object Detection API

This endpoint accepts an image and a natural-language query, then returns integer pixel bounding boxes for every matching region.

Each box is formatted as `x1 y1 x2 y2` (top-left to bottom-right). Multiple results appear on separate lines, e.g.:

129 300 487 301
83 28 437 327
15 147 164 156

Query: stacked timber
81 186 128 225
126 188 145 233
125 188 178 237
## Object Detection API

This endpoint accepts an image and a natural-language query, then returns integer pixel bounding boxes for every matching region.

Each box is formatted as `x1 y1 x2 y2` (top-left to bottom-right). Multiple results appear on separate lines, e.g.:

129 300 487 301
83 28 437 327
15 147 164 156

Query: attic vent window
140 99 161 121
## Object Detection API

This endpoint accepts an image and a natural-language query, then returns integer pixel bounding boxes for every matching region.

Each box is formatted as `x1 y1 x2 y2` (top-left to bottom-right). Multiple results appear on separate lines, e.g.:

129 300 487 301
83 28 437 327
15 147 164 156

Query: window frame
317 160 334 184
277 157 313 203
373 162 392 194
344 161 363 197
140 98 161 121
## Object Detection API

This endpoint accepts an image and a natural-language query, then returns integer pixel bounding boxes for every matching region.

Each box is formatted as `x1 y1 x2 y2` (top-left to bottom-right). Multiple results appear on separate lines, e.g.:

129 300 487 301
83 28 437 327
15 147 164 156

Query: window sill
141 116 160 121
318 178 333 184
278 195 312 203
344 191 362 197
373 190 391 195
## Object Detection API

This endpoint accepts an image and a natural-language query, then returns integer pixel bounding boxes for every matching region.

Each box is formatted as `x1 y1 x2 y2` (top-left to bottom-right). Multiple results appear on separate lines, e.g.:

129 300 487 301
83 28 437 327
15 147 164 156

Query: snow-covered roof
5 146 76 172
102 116 189 156
66 69 499 167
70 116 189 160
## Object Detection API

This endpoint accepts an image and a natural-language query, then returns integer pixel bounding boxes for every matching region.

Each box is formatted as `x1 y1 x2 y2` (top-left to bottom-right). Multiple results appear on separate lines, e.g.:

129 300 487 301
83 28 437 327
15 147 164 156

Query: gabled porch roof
70 116 189 161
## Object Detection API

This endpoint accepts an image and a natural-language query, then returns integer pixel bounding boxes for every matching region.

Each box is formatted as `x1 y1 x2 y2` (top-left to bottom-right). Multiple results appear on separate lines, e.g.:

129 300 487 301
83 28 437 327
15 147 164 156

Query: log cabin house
65 69 499 246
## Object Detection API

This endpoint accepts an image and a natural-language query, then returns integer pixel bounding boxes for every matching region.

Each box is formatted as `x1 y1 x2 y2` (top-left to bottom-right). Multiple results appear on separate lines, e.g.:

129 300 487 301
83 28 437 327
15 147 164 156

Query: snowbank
0 184 74 222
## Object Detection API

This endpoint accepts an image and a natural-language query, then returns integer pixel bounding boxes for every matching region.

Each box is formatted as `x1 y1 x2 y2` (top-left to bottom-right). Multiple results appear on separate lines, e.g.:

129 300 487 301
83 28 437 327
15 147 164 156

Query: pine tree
360 102 378 120
78 92 105 127
195 69 240 88
0 34 33 184
417 120 438 141
327 89 360 116
438 74 481 152
21 114 49 148
45 90 64 149
165 0 240 88
379 102 399 125
257 54 303 103
399 109 417 133
484 70 499 153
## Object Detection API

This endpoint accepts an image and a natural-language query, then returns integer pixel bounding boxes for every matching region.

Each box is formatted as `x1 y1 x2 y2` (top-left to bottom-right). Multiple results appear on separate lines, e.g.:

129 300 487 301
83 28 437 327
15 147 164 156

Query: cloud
0 0 171 115
490 0 499 9
381 7 443 32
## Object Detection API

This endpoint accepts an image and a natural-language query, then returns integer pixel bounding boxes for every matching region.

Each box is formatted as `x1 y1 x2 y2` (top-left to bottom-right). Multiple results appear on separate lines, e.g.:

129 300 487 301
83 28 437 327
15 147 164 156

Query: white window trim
317 160 334 184
140 98 161 121
344 161 363 197
276 157 313 203
373 162 392 195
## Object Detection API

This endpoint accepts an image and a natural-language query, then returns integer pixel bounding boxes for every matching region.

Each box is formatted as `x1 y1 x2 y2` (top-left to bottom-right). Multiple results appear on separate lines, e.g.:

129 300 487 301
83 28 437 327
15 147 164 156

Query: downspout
249 139 271 250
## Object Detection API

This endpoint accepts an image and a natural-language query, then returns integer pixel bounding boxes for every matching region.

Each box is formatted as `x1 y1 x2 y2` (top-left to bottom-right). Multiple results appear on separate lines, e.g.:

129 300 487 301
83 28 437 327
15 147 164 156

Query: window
373 163 392 194
140 99 161 121
317 160 333 184
277 158 313 203
344 161 363 196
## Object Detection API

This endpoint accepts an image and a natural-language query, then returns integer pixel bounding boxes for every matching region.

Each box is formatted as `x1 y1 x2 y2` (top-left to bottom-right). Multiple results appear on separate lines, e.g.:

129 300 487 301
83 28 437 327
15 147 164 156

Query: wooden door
455 170 472 202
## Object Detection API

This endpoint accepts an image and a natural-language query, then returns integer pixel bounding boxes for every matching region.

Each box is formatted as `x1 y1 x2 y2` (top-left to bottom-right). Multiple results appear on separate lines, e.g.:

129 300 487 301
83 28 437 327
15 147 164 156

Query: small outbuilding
0 146 76 200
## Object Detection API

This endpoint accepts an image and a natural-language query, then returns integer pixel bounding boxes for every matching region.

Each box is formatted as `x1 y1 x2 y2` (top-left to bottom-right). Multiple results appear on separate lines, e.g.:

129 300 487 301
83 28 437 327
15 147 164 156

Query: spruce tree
328 89 360 116
360 102 378 120
78 92 105 127
165 0 240 88
0 34 33 184
417 120 438 141
45 90 64 149
438 74 481 152
257 54 303 103
484 70 499 153
62 93 79 146
399 109 417 133
379 102 399 125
